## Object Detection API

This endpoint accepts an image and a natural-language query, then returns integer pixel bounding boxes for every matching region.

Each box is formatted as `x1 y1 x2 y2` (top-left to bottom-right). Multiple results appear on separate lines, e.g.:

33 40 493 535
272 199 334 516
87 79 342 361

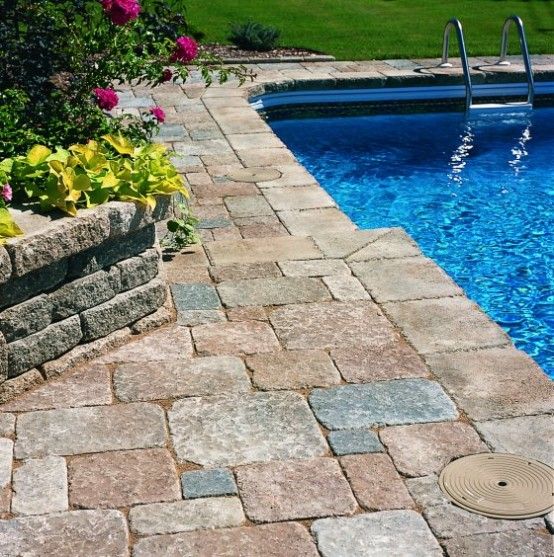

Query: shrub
229 21 280 52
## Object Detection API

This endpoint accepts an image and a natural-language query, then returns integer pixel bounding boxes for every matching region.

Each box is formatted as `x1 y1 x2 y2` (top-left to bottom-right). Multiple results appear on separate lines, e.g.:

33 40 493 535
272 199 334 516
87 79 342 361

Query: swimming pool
269 106 554 377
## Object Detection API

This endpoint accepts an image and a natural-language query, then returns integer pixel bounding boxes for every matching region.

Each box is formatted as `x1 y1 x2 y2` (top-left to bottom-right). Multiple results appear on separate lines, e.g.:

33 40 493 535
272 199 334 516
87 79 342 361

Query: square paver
171 284 221 311
313 229 390 258
264 186 335 211
181 468 237 499
235 457 357 522
209 262 282 282
322 275 370 301
169 391 326 466
328 429 384 456
346 228 422 261
309 379 458 430
279 208 356 236
278 259 351 277
224 196 274 218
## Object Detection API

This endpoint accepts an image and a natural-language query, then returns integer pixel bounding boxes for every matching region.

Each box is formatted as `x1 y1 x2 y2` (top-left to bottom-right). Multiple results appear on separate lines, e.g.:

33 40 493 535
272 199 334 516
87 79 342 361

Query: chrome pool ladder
439 15 535 111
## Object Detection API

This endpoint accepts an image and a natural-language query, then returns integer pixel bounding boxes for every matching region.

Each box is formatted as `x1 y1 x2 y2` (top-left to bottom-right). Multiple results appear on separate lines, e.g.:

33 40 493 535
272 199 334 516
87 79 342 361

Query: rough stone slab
181 468 238 499
224 195 274 217
80 278 166 341
171 283 221 311
247 350 341 390
50 268 120 320
218 277 331 307
279 208 356 236
205 236 322 265
129 496 245 535
7 315 83 378
98 325 193 363
264 186 335 211
177 309 226 326
0 295 52 342
236 457 357 522
15 402 166 458
475 415 554 466
2 364 112 412
131 304 174 334
133 522 319 557
0 334 6 383
312 510 443 557
270 301 397 350
0 412 15 436
117 249 159 291
346 228 422 261
384 297 510 354
209 262 282 282
114 356 250 402
192 320 280 356
0 247 11 285
331 341 428 382
68 448 180 508
313 229 390 258
0 438 13 489
227 306 268 321
6 210 110 277
12 456 68 515
380 422 488 476
278 258 351 277
443 529 554 557
322 275 370 301
168 392 327 466
426 348 554 420
351 257 463 302
309 379 458 429
0 369 43 405
239 222 289 238
341 454 415 511
328 429 384 456
0 510 129 557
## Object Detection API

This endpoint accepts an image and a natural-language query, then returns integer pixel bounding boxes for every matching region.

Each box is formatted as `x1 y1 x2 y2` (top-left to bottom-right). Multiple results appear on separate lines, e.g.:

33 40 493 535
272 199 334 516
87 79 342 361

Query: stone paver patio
0 57 553 556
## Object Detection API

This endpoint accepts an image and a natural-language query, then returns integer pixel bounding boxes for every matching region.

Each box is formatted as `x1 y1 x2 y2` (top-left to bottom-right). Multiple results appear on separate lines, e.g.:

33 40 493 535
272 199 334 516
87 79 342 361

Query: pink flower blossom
150 106 166 123
161 68 173 82
101 0 141 25
170 36 198 63
1 184 12 204
93 87 119 110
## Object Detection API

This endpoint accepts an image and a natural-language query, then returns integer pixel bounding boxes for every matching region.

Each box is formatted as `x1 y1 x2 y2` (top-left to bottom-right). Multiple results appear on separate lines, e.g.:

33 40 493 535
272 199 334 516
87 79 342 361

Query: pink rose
170 36 198 63
161 68 173 82
101 0 141 25
93 87 119 110
1 184 12 203
150 106 166 123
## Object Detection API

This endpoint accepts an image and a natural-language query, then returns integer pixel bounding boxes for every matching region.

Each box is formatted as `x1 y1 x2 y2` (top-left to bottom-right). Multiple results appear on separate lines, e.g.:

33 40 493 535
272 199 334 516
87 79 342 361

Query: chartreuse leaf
27 145 52 166
103 134 135 155
0 208 23 244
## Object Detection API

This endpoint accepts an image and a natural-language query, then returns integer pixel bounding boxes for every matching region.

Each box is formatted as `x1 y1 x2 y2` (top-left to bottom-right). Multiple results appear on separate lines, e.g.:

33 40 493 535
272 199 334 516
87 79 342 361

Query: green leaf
0 208 23 243
27 145 52 166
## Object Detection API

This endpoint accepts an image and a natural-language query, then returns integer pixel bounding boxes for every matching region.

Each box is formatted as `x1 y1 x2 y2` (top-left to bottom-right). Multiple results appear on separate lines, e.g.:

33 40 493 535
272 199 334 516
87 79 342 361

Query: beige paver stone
15 402 166 458
130 496 245 535
114 356 250 401
346 228 422 261
258 163 317 188
237 148 296 167
227 306 268 321
224 195 274 218
239 222 289 238
205 236 322 265
322 275 370 301
380 422 488 477
97 325 193 363
236 457 357 522
332 340 428 382
270 301 397 350
384 297 510 354
164 262 212 284
133 522 319 557
68 448 180 508
168 392 327 466
209 261 282 282
0 510 129 556
193 182 259 199
279 208 356 236
426 347 554 420
0 413 15 436
1 364 112 412
313 229 390 258
227 133 284 150
192 320 280 356
218 277 331 307
232 213 282 226
12 456 68 515
340 454 415 511
279 258 351 277
0 438 13 512
264 186 335 211
247 350 341 390
351 257 463 301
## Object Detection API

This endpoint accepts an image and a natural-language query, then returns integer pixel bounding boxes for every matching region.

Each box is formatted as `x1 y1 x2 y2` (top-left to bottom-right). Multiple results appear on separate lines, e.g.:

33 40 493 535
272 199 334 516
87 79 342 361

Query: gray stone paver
1 59 551 553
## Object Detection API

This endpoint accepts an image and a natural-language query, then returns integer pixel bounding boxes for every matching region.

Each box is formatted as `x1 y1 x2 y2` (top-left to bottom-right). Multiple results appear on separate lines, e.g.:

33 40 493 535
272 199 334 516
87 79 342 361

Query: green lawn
186 0 553 60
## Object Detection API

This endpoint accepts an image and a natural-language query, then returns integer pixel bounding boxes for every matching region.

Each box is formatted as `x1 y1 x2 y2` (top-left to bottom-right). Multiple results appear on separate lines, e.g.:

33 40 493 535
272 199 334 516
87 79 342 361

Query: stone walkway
0 58 553 556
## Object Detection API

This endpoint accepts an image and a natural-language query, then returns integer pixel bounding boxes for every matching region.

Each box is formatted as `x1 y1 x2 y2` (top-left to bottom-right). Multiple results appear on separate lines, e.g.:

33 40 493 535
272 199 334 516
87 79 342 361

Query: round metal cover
227 167 282 183
439 453 553 519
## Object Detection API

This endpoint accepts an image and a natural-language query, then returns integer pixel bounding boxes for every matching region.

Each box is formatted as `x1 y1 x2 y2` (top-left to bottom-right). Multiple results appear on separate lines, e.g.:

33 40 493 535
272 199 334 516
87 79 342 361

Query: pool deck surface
0 57 553 556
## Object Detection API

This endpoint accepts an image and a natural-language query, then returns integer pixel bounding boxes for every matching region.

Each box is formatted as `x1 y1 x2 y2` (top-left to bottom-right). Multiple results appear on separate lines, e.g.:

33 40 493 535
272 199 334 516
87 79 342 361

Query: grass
185 0 554 60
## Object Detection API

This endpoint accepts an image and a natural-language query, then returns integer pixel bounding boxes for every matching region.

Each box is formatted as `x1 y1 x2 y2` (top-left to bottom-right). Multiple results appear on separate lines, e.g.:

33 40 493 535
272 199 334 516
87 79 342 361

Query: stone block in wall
50 268 121 321
80 278 166 342
0 334 7 383
117 249 160 292
0 248 11 285
68 225 156 278
0 295 52 342
7 316 83 378
5 210 110 277
0 369 44 404
0 261 68 311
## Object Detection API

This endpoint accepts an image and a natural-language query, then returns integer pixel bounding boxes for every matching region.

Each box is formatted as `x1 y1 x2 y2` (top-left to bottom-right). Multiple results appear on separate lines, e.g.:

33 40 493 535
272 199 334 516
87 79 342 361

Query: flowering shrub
171 36 200 63
102 0 141 25
94 88 120 111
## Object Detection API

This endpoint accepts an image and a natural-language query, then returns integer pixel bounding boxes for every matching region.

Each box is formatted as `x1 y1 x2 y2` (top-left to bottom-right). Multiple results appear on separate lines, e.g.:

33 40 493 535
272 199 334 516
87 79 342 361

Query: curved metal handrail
439 19 473 110
497 15 534 105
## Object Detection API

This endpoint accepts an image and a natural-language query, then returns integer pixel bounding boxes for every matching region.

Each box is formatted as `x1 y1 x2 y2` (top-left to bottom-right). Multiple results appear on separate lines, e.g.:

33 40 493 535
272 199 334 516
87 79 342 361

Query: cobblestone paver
1 57 552 554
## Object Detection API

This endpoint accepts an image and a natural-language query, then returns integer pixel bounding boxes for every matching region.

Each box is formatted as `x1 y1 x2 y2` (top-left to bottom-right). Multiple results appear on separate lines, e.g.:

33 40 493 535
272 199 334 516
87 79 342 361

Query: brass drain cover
227 167 282 183
439 453 553 519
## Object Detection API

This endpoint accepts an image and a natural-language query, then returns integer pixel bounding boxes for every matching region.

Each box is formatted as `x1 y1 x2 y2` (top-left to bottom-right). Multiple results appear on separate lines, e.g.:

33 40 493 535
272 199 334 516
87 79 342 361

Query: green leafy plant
0 183 23 244
229 21 281 51
161 200 199 249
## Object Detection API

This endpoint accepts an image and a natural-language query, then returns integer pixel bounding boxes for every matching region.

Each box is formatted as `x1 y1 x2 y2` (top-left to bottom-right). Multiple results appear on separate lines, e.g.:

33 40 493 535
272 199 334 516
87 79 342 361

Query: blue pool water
270 107 554 377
